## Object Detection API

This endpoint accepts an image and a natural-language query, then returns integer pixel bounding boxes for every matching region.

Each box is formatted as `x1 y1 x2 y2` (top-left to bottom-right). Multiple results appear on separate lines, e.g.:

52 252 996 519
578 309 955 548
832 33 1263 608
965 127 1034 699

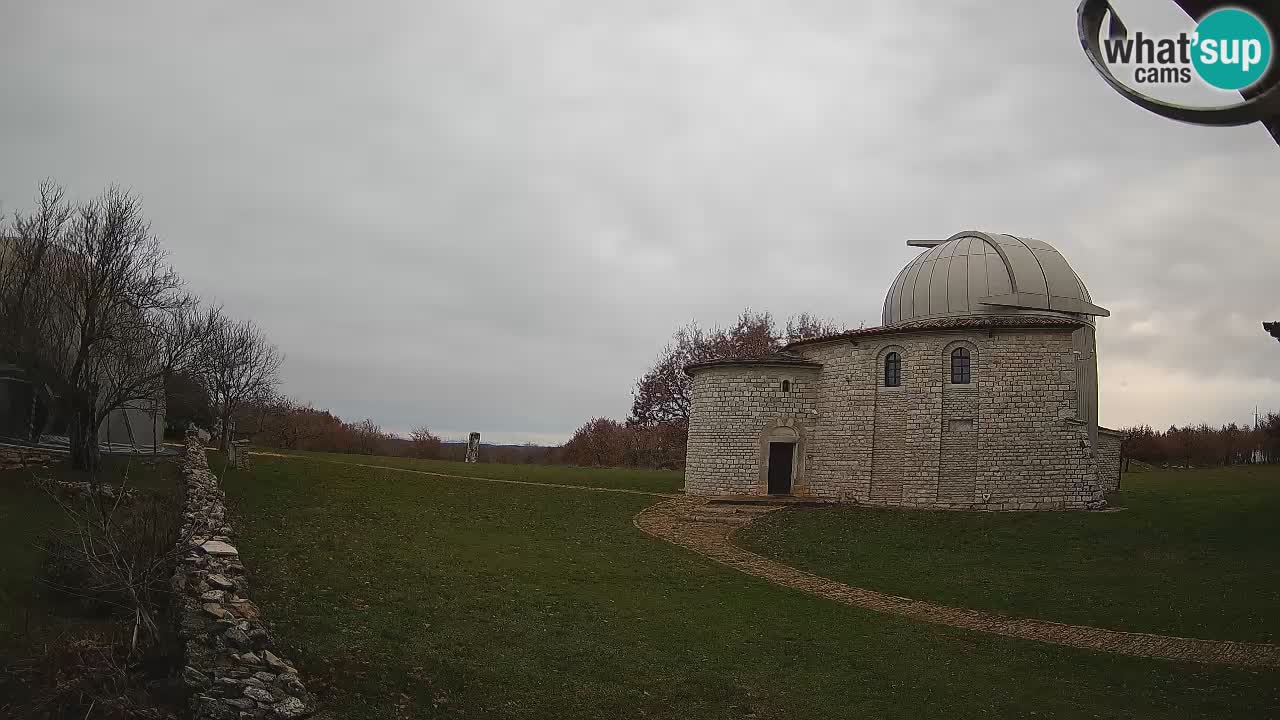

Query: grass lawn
221 454 1279 719
739 465 1280 644
271 449 685 494
0 453 181 654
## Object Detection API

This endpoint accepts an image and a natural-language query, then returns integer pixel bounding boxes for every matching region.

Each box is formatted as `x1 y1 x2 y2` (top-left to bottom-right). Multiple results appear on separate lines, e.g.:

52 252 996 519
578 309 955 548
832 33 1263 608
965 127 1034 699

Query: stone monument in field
465 432 481 463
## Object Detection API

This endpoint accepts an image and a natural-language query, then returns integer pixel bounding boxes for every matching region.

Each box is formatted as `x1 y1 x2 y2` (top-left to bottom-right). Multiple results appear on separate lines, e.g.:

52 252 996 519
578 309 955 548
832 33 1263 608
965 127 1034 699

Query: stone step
696 503 770 512
685 515 754 526
691 504 768 515
706 495 829 508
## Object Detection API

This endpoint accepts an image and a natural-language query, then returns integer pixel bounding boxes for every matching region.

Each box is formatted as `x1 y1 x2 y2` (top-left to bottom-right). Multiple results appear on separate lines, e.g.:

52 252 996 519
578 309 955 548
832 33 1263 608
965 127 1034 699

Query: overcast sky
3 1 1277 443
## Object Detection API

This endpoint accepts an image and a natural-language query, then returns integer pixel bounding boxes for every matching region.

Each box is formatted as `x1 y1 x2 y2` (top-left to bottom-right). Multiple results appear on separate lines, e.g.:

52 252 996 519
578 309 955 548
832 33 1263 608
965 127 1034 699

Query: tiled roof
683 316 1084 374
684 351 822 375
784 315 1085 350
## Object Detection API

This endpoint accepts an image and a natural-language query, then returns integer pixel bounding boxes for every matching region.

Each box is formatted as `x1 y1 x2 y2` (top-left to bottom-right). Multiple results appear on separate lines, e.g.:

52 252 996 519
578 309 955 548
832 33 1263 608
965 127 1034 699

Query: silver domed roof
882 231 1108 327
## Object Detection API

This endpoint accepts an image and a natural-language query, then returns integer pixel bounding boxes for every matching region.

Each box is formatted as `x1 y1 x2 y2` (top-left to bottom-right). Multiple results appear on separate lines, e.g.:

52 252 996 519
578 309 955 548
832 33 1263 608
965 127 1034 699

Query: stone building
684 231 1123 510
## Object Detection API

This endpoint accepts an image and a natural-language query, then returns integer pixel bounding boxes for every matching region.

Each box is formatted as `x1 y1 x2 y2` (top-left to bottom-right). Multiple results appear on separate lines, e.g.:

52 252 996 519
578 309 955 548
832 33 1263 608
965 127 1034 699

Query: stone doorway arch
756 419 806 496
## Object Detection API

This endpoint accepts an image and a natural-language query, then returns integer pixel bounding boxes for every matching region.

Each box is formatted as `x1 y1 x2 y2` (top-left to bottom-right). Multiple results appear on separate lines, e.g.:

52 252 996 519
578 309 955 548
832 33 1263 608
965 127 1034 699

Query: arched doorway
762 424 800 496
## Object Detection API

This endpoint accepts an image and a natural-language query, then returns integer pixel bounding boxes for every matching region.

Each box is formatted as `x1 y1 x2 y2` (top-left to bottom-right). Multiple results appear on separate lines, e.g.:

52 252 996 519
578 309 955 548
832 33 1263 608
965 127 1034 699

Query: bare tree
784 313 846 343
628 309 779 428
1 182 189 470
409 425 443 459
158 303 223 386
41 479 190 656
346 418 384 455
203 317 282 451
0 182 70 442
253 397 329 450
0 181 71 341
563 417 625 467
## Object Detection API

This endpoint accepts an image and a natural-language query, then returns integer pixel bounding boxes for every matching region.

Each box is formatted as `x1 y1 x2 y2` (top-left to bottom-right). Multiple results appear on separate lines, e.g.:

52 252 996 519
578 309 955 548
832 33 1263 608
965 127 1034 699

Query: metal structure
1077 0 1280 145
884 231 1109 327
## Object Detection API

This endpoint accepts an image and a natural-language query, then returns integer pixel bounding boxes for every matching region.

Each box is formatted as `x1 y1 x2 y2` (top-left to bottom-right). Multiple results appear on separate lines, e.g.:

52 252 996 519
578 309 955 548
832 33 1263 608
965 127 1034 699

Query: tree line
172 394 558 464
1118 414 1280 470
0 181 282 471
1115 324 1280 470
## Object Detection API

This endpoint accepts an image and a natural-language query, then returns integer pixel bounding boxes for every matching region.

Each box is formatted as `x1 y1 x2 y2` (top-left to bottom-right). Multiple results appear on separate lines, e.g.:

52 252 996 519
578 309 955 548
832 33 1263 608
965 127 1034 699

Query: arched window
781 380 791 393
951 347 971 384
884 352 901 387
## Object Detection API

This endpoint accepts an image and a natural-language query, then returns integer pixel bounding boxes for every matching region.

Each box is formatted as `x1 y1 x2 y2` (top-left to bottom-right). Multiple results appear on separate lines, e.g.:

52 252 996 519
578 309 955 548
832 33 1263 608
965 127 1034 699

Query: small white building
0 363 164 452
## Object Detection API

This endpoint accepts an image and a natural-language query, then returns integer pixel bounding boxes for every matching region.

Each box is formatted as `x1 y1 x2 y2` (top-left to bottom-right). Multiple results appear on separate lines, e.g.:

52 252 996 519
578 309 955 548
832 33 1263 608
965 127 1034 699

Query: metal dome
882 231 1109 327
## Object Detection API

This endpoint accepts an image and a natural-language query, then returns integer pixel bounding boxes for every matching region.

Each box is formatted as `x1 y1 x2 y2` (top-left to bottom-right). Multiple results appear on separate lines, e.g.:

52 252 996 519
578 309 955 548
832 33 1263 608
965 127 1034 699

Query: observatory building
684 231 1123 510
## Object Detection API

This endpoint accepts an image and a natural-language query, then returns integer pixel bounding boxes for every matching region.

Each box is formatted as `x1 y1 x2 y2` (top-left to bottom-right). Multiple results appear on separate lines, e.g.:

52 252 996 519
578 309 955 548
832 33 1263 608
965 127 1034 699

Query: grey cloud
2 0 1278 440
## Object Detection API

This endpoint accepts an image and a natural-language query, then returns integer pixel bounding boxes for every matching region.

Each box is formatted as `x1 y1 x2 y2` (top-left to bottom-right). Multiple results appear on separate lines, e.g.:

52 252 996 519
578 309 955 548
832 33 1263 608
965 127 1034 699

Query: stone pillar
229 439 251 471
465 432 481 463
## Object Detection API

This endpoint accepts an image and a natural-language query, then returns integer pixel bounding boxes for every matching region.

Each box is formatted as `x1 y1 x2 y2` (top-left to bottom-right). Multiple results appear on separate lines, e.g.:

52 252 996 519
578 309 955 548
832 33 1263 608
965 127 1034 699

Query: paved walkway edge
634 497 1280 669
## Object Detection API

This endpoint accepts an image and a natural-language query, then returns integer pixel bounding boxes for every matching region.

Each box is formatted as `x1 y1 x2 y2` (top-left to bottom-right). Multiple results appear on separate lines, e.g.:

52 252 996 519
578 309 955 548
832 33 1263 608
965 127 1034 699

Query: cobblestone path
634 497 1280 668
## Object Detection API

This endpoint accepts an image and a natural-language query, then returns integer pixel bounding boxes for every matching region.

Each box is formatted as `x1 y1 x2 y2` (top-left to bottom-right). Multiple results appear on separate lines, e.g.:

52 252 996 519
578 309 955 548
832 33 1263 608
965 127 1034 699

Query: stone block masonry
684 364 819 496
1097 427 1123 492
173 431 318 720
684 231 1114 511
229 439 252 471
686 327 1107 510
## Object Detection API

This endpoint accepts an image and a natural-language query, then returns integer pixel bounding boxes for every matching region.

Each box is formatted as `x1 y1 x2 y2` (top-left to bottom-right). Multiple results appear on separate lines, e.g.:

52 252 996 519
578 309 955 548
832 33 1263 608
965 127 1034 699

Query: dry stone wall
685 327 1106 510
173 432 317 720
0 445 58 470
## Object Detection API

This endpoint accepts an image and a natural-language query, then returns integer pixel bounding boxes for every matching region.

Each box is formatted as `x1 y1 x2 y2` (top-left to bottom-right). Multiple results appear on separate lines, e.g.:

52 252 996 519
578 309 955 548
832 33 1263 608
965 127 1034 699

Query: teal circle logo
1192 8 1272 90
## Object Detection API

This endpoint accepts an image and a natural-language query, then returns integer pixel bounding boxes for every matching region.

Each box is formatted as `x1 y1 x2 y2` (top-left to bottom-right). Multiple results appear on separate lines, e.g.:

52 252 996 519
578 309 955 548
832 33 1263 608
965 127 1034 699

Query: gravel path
634 497 1280 668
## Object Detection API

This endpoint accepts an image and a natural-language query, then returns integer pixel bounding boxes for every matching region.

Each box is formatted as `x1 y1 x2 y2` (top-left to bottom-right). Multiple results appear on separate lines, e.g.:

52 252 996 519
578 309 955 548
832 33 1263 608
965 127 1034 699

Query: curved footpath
634 497 1280 669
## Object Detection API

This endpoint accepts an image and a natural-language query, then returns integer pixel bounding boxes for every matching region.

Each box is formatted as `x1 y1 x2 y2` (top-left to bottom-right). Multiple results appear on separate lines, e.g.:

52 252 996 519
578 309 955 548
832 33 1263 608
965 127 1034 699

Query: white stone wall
684 328 1105 510
684 365 818 496
1097 428 1123 492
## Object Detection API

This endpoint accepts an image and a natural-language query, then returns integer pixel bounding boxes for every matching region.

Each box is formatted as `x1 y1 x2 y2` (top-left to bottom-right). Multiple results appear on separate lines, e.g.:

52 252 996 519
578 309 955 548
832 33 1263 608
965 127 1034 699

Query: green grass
221 454 1279 719
267 449 685 494
739 465 1280 643
0 454 181 653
